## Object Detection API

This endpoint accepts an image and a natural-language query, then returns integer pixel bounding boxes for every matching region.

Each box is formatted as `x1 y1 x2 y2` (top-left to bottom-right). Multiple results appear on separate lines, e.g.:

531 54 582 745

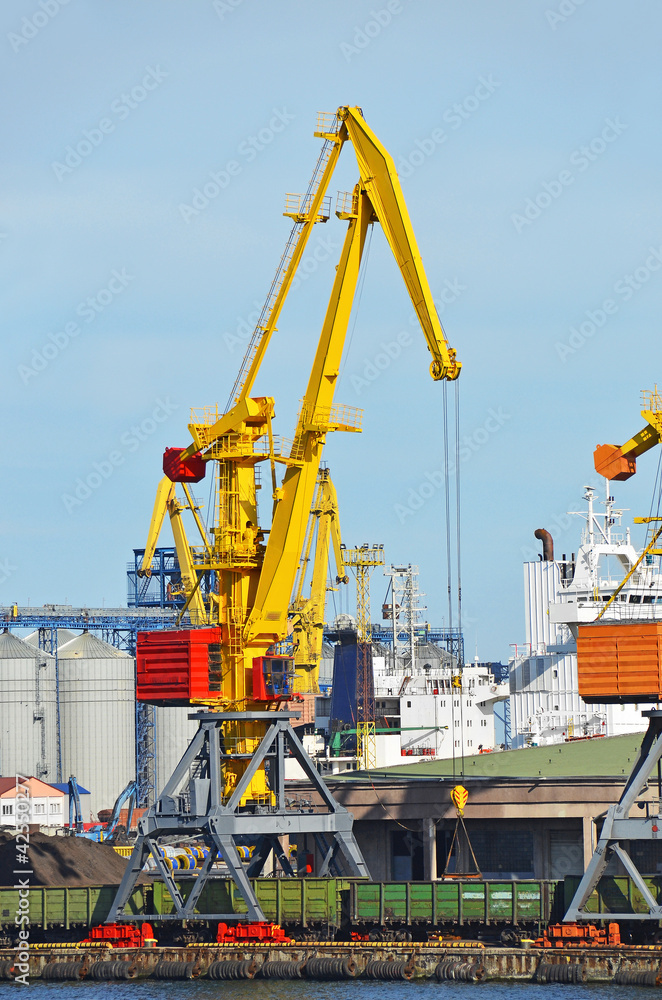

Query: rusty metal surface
5 942 662 982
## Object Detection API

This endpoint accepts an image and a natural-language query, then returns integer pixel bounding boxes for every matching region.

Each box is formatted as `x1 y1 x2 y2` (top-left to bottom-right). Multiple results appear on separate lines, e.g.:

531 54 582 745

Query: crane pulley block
163 447 206 483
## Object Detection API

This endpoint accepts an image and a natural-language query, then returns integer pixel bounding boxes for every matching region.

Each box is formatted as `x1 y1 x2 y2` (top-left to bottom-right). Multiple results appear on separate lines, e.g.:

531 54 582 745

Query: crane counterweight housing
137 628 294 706
162 447 206 483
577 620 662 702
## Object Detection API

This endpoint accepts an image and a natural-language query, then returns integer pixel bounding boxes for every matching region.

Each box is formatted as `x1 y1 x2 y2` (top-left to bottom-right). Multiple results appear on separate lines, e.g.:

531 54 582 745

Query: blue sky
2 0 661 661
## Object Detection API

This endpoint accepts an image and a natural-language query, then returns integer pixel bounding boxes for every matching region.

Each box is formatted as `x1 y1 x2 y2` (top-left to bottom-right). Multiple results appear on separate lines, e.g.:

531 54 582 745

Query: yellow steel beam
291 469 347 692
595 388 662 480
597 519 662 620
234 127 347 407
168 496 208 625
341 106 460 382
139 477 176 577
244 190 372 647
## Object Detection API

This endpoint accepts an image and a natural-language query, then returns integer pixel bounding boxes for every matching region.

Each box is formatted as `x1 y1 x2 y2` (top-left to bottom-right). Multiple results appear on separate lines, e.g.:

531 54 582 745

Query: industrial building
0 619 208 820
290 733 653 883
56 632 136 818
0 777 65 829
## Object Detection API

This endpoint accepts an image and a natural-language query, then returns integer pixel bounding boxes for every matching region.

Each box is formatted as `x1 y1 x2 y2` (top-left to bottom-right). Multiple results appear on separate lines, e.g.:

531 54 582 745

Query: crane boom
244 187 371 648
342 107 460 381
230 118 347 409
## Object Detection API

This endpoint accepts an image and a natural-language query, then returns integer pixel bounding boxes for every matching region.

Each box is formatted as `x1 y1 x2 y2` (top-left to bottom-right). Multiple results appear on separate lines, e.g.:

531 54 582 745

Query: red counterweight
137 629 295 706
137 628 223 705
163 447 206 483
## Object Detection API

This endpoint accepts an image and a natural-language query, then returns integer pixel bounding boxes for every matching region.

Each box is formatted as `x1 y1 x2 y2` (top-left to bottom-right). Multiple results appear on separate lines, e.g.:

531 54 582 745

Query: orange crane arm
594 389 662 480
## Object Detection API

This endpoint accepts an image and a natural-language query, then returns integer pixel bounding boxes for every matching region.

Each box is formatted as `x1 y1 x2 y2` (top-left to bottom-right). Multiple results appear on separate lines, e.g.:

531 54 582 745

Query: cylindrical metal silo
154 707 199 795
57 631 135 820
24 628 77 650
0 630 57 782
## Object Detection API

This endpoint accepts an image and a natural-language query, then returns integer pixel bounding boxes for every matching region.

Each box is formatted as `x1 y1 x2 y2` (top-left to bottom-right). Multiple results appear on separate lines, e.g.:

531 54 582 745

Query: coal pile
0 830 139 887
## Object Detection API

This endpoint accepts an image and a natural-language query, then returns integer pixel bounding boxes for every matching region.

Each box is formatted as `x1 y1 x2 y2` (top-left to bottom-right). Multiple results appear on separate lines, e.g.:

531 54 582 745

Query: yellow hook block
451 784 468 816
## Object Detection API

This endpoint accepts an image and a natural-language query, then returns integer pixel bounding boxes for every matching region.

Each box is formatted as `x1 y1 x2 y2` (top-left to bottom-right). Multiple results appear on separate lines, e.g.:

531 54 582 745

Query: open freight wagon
0 878 568 940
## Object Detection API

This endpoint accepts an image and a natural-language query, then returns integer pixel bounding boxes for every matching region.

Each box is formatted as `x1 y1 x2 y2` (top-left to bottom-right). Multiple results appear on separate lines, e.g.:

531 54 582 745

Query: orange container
577 621 662 702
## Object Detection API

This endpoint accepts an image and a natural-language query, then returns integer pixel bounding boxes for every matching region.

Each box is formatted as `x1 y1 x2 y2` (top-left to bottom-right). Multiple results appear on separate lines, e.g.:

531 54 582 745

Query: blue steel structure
127 547 217 612
127 548 184 609
0 608 188 808
370 625 464 664
479 661 510 747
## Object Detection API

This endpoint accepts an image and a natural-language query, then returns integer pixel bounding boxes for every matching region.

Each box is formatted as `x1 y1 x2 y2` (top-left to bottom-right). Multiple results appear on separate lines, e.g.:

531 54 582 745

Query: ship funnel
534 528 554 561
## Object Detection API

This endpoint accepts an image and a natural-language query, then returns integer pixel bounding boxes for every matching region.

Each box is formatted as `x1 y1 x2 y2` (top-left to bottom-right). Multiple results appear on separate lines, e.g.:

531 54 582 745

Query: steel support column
566 709 662 921
108 711 369 923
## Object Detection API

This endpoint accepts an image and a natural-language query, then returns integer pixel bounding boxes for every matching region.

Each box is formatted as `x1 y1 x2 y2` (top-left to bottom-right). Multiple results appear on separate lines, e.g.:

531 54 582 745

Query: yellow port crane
111 106 462 925
289 467 348 694
343 544 385 769
138 106 460 807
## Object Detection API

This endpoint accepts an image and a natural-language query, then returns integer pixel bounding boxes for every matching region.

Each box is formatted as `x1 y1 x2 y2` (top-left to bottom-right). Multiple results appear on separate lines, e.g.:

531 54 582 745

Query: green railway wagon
0 884 147 931
348 880 561 929
564 875 662 917
151 877 346 929
230 876 346 929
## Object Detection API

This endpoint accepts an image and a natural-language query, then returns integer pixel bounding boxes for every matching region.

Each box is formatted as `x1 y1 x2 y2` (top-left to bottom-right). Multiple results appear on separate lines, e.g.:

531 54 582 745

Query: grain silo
0 630 57 781
154 707 199 795
57 631 135 819
24 628 77 649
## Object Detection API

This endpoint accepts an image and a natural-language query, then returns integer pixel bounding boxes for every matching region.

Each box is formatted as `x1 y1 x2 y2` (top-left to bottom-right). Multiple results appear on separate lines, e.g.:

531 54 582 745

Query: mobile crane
110 107 460 925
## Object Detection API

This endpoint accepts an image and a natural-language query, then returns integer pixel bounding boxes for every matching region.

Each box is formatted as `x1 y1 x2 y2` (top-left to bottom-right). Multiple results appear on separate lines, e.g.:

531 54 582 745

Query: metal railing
642 386 662 412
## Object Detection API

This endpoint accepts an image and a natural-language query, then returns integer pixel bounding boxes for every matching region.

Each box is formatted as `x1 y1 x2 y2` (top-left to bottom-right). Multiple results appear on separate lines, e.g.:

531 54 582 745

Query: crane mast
344 545 386 769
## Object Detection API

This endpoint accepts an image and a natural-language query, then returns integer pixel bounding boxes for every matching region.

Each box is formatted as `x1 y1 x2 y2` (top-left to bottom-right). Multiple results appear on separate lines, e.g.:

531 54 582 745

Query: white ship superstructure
509 486 661 747
373 652 508 761
313 564 509 770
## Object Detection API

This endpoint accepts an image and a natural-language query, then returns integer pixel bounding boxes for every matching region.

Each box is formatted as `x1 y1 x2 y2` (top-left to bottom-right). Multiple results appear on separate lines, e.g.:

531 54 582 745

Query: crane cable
442 378 463 780
639 449 662 612
338 224 374 386
442 381 454 778
455 379 464 780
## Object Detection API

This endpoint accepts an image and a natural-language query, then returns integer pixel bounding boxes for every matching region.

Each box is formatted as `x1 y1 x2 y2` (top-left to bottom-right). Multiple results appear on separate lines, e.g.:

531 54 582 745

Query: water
0 984 658 998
